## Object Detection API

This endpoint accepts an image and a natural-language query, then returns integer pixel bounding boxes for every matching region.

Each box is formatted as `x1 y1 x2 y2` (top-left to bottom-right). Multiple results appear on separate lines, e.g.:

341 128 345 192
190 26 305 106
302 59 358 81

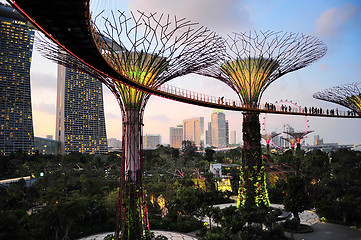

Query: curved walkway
77 230 197 240
291 222 361 240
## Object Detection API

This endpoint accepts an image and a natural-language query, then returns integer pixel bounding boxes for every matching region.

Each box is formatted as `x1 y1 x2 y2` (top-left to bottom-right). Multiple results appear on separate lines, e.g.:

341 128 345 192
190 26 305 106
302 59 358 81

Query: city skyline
3 0 360 146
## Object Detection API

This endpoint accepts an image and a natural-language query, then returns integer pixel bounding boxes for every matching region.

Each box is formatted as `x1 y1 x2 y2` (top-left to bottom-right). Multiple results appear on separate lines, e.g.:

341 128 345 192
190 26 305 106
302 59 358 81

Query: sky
3 0 361 146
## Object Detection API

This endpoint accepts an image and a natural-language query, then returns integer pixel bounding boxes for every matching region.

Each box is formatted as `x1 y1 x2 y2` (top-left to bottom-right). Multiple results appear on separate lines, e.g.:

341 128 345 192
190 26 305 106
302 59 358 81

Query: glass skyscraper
56 62 108 154
209 110 229 148
0 4 34 155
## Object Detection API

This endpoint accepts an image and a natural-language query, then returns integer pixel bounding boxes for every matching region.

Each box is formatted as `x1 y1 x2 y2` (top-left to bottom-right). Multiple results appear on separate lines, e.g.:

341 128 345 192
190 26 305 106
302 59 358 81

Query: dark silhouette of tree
284 175 310 223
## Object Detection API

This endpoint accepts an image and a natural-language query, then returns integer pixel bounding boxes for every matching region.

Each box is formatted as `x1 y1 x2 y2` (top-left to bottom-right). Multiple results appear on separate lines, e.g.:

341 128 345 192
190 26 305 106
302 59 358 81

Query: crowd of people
212 98 359 117
263 102 358 116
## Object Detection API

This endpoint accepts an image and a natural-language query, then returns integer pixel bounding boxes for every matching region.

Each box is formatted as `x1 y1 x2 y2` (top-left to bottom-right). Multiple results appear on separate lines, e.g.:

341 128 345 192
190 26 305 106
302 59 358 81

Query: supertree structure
262 132 281 154
197 31 327 210
281 137 297 150
283 130 314 150
37 11 223 240
313 82 361 116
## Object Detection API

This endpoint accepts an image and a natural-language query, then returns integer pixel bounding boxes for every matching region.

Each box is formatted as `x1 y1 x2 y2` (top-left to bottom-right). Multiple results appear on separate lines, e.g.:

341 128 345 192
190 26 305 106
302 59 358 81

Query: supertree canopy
283 130 314 150
281 137 297 150
37 10 223 240
197 31 327 210
313 82 361 116
262 132 281 153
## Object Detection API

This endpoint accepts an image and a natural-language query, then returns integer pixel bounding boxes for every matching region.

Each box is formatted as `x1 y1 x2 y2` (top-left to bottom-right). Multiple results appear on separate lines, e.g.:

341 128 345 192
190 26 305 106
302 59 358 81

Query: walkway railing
158 83 360 118
89 20 360 119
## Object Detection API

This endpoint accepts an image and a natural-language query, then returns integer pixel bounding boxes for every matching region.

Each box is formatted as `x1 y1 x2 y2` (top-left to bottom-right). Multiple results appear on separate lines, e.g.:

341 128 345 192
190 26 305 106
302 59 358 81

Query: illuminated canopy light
113 51 168 110
348 94 361 113
221 57 278 105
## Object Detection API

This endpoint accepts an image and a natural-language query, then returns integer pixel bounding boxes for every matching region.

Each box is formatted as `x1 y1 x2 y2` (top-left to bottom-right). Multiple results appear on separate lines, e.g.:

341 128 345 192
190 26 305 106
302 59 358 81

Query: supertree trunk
238 112 270 210
266 140 271 155
116 109 149 240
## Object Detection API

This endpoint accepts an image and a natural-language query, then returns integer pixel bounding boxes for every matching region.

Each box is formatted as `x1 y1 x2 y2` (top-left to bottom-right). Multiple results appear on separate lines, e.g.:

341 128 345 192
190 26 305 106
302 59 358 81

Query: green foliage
270 149 361 226
283 174 310 222
198 206 288 240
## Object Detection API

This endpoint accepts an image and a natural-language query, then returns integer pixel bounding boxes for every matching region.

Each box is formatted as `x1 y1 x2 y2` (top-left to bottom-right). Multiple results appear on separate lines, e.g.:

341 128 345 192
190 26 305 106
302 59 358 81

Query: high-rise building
314 135 324 146
56 63 108 154
210 111 228 148
226 120 229 146
0 4 35 155
206 122 212 146
170 124 183 149
144 134 161 149
230 131 236 145
183 117 204 148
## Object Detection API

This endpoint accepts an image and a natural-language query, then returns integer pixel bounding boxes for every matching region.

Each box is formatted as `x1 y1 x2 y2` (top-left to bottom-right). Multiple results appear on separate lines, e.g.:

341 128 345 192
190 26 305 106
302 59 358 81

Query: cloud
31 72 57 90
315 3 360 40
148 114 170 123
33 103 56 115
319 64 328 71
106 112 121 119
127 0 255 34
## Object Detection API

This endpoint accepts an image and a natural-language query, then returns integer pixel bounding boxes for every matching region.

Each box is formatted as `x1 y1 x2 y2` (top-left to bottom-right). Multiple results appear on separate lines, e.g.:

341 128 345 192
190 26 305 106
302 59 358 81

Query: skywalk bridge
7 0 361 119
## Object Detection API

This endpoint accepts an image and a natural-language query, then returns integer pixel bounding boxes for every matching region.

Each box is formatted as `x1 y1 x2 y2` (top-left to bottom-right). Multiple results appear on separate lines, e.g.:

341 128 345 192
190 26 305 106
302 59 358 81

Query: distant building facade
183 117 204 148
108 137 122 149
230 131 236 145
314 135 324 145
0 4 35 155
56 63 108 154
210 111 228 148
170 125 183 149
205 122 212 146
34 137 60 155
144 134 161 149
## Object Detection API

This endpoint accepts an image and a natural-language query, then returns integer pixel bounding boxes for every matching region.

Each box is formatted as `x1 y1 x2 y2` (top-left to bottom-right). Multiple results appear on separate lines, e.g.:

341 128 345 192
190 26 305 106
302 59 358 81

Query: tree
182 140 197 154
284 175 310 223
204 147 215 162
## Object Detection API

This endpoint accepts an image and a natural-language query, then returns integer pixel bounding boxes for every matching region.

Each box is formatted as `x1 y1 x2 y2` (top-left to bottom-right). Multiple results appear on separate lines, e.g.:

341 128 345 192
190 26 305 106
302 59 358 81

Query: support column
238 112 270 210
115 109 149 240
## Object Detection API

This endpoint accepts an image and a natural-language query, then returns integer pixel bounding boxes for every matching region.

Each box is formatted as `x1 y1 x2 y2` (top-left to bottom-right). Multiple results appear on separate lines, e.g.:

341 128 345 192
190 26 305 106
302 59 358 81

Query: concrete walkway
291 222 361 240
77 230 197 240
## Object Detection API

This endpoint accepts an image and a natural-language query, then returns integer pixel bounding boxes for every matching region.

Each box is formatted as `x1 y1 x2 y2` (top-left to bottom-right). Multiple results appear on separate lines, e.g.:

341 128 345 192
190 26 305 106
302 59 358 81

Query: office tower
314 135 323 145
230 131 236 145
170 124 183 149
183 117 204 148
144 134 161 149
56 63 108 154
226 120 229 146
0 4 34 155
206 122 212 146
211 110 228 148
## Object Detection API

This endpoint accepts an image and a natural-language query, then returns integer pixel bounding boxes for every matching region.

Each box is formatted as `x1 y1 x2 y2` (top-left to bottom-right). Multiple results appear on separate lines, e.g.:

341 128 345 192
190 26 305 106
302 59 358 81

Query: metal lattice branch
313 82 361 115
92 10 225 111
197 30 327 106
283 130 314 141
281 137 297 148
262 132 281 142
